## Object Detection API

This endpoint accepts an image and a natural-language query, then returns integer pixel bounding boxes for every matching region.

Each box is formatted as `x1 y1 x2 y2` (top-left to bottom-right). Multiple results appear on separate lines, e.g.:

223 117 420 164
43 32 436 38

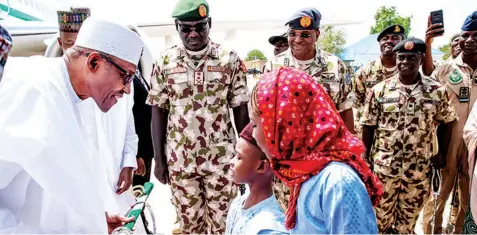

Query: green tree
245 49 267 61
317 25 346 55
439 44 451 61
370 6 412 37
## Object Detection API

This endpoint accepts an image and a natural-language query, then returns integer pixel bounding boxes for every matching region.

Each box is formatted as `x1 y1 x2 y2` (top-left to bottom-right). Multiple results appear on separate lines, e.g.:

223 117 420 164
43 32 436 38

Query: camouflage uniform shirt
265 48 353 112
146 42 249 173
352 58 398 135
360 74 457 179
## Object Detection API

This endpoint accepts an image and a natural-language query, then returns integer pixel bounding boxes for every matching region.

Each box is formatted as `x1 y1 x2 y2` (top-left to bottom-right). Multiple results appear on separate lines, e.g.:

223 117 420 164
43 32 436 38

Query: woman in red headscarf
249 67 383 234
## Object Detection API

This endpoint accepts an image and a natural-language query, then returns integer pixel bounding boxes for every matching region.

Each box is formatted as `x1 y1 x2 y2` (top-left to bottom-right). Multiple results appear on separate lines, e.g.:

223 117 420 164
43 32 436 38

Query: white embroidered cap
75 16 143 65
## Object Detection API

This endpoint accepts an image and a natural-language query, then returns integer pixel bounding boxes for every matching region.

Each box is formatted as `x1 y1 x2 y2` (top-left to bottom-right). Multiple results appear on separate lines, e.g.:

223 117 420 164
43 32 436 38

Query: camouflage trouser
169 170 237 234
272 177 290 212
447 188 460 231
422 163 470 234
374 171 431 234
353 107 363 139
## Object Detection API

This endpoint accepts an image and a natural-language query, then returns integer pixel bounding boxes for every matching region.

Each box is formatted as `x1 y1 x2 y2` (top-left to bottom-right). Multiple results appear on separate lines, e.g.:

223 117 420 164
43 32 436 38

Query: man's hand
116 167 133 195
425 16 444 45
431 153 446 169
106 212 134 234
134 158 146 176
154 161 170 185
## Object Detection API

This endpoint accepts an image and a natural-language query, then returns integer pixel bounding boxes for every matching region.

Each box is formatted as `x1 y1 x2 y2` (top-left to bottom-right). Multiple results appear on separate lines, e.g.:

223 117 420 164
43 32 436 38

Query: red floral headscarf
251 67 382 229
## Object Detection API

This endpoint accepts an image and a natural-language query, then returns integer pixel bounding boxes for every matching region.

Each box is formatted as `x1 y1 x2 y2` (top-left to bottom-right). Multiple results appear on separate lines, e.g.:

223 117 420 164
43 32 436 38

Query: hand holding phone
426 10 445 43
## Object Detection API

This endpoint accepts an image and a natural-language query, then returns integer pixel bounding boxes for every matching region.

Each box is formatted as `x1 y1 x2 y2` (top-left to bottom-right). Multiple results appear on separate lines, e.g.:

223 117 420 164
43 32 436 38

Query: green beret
172 0 209 21
393 37 427 54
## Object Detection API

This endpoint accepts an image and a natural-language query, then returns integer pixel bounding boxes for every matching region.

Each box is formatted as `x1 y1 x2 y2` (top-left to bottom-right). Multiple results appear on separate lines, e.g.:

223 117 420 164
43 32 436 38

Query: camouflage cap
57 7 91 32
172 0 209 21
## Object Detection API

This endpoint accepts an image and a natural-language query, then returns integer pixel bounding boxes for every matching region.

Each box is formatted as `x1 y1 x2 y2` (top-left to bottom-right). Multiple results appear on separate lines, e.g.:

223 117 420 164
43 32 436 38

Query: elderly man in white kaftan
47 6 139 215
0 17 143 233
79 95 138 214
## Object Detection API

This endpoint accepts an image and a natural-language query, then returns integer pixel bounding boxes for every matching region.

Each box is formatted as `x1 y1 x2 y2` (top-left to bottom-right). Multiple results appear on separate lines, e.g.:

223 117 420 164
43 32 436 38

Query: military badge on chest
194 71 204 85
459 87 470 103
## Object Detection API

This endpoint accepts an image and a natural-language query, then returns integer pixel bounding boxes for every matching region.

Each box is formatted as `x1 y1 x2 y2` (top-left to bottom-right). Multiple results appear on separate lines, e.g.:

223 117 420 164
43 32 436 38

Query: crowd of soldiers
144 0 477 233
0 0 476 234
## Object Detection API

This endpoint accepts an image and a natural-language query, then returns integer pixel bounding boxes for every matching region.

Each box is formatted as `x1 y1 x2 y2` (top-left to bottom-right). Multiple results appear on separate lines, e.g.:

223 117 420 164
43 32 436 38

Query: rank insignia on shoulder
459 87 469 103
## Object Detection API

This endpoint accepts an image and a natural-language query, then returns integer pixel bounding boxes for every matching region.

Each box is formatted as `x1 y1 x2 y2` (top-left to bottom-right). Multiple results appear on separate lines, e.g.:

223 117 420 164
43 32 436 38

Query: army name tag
422 99 440 105
194 71 204 85
378 97 399 103
207 66 231 73
459 87 470 103
321 73 336 82
165 67 187 75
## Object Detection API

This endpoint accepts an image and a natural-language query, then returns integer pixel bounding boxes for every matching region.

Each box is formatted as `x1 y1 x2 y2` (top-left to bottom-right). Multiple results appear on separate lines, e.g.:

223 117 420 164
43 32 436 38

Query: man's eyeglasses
85 52 137 85
177 21 209 33
288 31 314 39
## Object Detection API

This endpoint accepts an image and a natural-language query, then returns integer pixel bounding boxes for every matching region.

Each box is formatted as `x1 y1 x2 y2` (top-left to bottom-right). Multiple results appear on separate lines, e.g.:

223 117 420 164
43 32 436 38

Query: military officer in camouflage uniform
265 7 354 212
352 25 405 140
422 12 477 234
146 0 250 233
265 8 354 133
361 38 456 234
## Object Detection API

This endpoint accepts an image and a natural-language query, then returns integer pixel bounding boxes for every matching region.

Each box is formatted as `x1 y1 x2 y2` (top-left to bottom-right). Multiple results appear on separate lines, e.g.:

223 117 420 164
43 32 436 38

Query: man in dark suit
132 65 154 186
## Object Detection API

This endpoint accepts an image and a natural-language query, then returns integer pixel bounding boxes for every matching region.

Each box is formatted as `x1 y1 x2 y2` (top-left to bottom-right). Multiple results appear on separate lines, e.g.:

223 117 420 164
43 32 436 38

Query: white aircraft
0 0 363 78
1 0 362 55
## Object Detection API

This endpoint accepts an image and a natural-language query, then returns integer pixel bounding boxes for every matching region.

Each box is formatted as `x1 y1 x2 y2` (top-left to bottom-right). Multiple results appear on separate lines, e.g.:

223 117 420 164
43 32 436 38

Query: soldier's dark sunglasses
85 52 137 85
288 31 314 38
177 21 209 33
